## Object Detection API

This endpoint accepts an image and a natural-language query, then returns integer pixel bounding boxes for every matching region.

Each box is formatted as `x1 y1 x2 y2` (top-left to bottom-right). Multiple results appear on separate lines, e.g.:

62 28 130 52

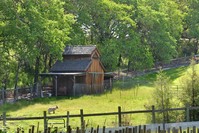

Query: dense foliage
0 0 198 90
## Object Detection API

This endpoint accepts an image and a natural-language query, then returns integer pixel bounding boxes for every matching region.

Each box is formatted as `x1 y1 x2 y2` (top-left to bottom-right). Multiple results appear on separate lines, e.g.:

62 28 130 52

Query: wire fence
0 80 113 105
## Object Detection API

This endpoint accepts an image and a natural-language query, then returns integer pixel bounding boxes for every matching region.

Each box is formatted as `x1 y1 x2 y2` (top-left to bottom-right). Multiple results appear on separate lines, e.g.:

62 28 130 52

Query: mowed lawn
0 64 198 131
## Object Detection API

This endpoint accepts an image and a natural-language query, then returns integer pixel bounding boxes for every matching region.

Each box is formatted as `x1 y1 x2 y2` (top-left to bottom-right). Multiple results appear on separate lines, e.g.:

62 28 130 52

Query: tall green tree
153 69 172 123
0 0 74 94
135 0 184 62
185 0 199 55
177 0 199 57
180 59 199 120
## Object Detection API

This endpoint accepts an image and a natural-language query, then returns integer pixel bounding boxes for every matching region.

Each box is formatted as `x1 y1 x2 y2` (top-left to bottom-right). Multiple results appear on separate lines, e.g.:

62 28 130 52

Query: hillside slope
0 64 199 130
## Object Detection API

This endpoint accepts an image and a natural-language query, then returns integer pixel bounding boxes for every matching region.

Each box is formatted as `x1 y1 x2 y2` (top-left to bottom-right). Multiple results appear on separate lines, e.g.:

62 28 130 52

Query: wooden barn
40 45 111 96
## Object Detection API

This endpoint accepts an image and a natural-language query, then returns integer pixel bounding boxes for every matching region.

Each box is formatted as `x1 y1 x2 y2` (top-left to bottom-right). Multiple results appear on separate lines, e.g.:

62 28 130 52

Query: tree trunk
43 54 48 73
2 73 8 103
127 60 131 72
14 61 20 101
48 54 52 71
33 56 40 97
193 39 198 55
117 54 122 77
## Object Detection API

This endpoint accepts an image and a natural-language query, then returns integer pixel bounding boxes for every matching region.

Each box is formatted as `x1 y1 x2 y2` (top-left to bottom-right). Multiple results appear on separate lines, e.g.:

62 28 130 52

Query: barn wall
85 59 104 93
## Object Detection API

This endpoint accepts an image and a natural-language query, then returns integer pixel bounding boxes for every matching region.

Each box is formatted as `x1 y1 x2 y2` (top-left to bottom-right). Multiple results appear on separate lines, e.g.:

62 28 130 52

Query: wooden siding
86 58 104 86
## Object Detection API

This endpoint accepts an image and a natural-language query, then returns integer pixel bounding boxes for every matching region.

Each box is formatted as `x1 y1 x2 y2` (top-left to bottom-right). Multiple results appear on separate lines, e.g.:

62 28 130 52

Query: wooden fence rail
1 105 199 132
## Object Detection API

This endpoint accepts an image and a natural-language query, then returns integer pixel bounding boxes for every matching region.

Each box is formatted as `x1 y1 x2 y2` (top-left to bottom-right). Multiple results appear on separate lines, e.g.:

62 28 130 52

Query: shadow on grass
0 96 81 113
114 66 188 90
164 66 187 81
0 90 114 113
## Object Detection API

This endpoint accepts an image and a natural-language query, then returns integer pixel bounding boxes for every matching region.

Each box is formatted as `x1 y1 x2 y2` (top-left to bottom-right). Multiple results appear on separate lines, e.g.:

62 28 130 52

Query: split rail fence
0 105 199 132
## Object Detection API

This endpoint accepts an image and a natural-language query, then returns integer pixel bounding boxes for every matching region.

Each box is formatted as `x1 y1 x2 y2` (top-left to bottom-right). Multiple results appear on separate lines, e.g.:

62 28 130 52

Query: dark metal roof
50 59 92 72
40 72 85 76
63 45 96 55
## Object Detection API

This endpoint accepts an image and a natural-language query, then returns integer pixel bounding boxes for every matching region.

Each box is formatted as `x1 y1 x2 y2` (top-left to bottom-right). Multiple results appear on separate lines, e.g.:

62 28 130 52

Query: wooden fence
9 124 199 133
1 105 199 132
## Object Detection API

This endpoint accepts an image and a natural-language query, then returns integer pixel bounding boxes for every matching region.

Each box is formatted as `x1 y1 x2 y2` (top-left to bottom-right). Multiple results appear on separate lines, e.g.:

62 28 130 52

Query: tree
0 0 74 95
0 0 21 90
180 59 199 120
185 0 199 55
177 0 199 57
135 0 184 62
153 69 172 123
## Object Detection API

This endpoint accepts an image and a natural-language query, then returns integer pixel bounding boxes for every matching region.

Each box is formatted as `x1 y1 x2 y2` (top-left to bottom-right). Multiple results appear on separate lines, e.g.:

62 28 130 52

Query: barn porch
40 72 85 96
39 72 112 97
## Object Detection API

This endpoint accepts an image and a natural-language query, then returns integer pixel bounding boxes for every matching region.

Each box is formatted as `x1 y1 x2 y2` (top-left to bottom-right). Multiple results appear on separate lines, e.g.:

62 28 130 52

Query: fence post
43 111 48 132
80 109 85 132
67 125 72 133
186 104 190 122
103 126 106 133
151 105 156 124
3 112 6 126
37 122 40 133
66 111 70 129
118 106 122 127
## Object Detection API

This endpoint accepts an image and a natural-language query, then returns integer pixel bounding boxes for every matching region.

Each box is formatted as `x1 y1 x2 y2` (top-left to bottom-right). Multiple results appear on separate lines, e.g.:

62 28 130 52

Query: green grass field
0 64 199 132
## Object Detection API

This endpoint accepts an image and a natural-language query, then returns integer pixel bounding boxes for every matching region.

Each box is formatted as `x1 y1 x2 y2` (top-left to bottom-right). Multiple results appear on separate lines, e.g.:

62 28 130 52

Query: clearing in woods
0 64 198 131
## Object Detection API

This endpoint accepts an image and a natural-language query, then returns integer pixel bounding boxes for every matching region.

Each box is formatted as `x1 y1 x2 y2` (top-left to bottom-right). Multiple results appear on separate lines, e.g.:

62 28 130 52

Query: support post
186 104 190 122
43 111 47 132
118 106 122 127
66 111 70 129
73 76 76 96
55 76 58 96
80 109 85 132
3 112 6 126
109 78 113 91
152 105 156 124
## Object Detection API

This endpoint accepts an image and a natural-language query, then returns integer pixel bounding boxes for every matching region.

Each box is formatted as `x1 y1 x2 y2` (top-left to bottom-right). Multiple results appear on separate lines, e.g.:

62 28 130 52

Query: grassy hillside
0 64 199 131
